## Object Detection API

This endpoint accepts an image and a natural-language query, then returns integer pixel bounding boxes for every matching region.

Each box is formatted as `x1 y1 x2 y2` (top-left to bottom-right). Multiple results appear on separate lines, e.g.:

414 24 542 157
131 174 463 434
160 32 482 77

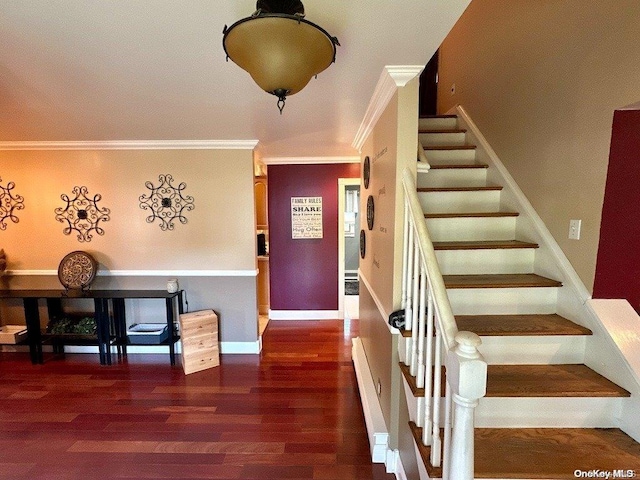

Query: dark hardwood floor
0 320 394 480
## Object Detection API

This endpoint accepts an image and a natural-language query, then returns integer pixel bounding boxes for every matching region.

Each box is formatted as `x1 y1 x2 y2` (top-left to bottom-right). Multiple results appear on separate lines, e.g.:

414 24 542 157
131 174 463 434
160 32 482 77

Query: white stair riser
426 216 517 242
424 148 476 164
478 335 586 364
419 117 458 130
476 397 623 428
435 248 535 275
419 131 467 146
447 287 559 315
417 168 488 189
419 190 501 214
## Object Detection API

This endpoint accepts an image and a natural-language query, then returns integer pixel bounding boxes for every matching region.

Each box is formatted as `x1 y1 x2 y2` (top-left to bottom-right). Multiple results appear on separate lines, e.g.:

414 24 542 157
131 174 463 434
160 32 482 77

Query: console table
0 289 184 366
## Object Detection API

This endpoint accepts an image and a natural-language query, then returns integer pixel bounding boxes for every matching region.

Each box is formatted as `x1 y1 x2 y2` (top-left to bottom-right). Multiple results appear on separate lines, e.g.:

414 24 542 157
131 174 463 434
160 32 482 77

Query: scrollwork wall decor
54 186 111 242
0 177 25 231
139 174 195 231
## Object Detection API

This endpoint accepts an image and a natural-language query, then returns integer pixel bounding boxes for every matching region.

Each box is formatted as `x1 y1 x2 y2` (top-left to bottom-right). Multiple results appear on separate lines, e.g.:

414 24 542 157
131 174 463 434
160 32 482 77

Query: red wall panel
268 163 360 311
593 109 640 312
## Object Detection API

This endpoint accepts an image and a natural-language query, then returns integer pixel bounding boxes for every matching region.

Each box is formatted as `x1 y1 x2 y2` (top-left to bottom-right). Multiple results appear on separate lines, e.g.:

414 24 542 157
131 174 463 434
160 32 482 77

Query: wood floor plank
0 320 393 480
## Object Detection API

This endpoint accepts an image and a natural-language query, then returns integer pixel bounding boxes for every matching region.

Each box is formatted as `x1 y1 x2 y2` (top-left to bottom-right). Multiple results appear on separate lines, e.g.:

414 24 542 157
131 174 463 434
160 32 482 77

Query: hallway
0 320 393 480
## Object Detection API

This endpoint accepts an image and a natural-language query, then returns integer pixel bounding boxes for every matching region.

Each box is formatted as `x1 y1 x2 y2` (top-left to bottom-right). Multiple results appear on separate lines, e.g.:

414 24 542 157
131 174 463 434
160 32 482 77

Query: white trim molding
6 269 258 277
262 156 360 165
352 337 390 464
220 339 262 354
0 140 259 151
359 270 398 334
352 65 425 152
268 310 341 320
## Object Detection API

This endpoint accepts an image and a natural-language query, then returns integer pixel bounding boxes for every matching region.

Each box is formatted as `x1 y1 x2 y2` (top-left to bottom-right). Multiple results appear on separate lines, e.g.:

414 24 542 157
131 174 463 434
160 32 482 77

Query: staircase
401 114 640 479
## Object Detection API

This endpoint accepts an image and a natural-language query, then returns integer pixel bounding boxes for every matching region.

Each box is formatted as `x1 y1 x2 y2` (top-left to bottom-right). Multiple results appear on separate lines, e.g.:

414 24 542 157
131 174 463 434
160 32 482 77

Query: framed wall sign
360 229 366 259
291 196 323 239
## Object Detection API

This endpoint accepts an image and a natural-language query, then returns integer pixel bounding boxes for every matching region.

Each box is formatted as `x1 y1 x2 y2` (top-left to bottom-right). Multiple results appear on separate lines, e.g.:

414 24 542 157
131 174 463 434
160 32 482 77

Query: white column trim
352 66 425 152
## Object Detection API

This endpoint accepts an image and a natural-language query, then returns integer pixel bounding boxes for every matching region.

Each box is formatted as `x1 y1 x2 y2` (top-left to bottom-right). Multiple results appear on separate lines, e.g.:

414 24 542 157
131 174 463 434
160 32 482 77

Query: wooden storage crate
0 325 28 344
178 309 219 374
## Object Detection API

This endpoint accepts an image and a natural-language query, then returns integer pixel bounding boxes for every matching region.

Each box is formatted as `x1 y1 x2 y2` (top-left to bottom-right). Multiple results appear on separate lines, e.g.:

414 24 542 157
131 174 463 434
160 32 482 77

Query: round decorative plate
366 195 374 230
58 251 98 290
360 229 366 259
363 156 370 189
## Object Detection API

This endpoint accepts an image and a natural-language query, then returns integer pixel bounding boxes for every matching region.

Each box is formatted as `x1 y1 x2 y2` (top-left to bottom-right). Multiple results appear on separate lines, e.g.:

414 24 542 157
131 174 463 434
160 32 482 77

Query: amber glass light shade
223 11 338 113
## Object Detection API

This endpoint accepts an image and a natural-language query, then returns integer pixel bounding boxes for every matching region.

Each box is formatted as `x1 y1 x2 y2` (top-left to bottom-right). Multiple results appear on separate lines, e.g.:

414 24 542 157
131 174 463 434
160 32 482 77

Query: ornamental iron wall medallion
55 186 111 242
0 178 25 231
363 156 370 189
366 195 374 230
139 174 195 231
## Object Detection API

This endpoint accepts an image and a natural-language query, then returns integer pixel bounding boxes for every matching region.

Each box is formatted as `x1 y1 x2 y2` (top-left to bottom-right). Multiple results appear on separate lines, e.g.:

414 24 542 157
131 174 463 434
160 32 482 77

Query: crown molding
262 156 360 165
0 140 259 151
352 65 424 152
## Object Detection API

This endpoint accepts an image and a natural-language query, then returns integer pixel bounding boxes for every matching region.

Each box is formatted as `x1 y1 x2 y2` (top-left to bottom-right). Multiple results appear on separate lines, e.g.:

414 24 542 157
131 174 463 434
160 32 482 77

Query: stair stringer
453 104 640 442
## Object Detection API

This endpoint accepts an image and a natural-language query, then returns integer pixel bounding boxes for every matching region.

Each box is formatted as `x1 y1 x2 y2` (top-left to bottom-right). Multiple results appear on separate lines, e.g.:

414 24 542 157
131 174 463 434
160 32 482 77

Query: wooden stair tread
433 240 538 250
425 211 519 219
419 128 466 134
418 185 503 192
456 314 592 336
475 427 640 478
401 362 628 398
428 163 488 169
486 364 630 397
409 421 442 478
423 144 476 150
443 273 562 289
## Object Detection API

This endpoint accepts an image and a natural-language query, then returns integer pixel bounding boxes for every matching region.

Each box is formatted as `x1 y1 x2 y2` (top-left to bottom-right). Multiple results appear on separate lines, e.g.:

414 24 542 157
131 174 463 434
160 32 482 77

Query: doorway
338 178 360 319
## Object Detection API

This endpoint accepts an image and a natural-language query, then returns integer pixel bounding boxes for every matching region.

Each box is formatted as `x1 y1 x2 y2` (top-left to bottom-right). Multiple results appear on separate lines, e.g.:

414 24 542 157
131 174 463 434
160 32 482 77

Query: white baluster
430 327 443 467
422 291 435 445
409 234 420 376
442 381 453 480
416 264 427 388
446 331 487 480
404 223 415 366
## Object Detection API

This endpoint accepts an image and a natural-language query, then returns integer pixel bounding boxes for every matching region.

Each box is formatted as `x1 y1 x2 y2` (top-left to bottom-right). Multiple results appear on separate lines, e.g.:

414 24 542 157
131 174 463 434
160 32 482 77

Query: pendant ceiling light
223 0 340 114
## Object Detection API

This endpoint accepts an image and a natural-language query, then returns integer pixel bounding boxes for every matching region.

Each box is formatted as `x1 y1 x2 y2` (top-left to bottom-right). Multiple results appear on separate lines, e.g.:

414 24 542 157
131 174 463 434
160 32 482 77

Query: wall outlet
569 219 582 240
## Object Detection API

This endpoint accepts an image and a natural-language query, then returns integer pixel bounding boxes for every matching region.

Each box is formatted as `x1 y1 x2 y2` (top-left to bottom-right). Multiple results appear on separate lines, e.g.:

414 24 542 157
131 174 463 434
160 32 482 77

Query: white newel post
446 331 487 480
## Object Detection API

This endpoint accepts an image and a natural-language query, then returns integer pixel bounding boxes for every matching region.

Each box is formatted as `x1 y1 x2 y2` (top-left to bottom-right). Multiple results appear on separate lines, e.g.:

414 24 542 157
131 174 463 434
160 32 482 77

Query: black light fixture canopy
223 0 340 113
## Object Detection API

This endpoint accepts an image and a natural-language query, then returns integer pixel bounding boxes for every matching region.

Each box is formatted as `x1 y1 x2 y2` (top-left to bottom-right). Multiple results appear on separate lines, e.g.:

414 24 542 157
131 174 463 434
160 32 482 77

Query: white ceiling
0 1 470 159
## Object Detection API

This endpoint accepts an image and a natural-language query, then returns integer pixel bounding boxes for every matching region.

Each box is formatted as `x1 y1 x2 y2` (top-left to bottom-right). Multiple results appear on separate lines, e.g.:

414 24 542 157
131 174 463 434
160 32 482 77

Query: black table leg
23 298 42 364
166 297 176 366
94 298 111 365
112 298 127 357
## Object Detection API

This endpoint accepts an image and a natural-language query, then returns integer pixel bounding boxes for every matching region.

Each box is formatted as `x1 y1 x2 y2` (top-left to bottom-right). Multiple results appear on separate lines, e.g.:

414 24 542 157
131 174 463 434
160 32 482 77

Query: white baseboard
352 337 390 464
220 339 262 354
1 340 262 355
268 309 341 320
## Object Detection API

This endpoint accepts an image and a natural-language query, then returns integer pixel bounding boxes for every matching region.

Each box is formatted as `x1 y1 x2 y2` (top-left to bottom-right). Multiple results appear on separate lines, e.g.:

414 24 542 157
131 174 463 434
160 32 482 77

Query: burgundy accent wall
593 109 640 313
268 163 360 311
